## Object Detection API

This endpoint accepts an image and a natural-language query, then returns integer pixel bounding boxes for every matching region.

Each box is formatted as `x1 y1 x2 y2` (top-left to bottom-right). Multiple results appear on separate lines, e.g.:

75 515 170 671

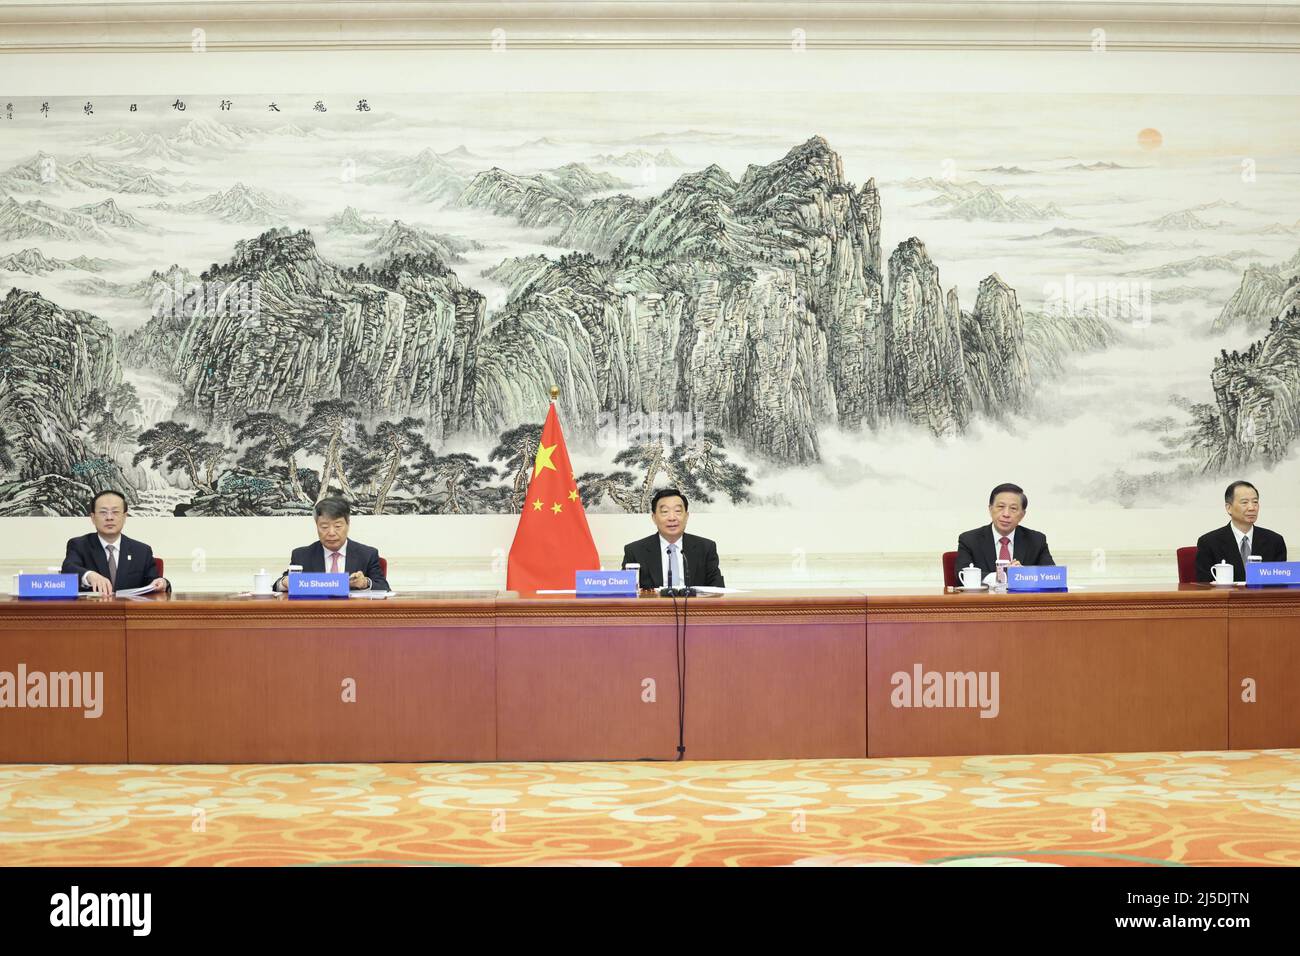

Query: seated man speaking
274 497 389 591
956 482 1055 585
622 487 725 590
1194 480 1286 582
62 489 170 596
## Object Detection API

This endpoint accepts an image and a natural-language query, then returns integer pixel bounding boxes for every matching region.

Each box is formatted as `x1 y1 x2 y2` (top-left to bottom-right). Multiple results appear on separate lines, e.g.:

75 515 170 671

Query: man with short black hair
955 482 1055 584
1194 480 1286 583
274 497 389 591
621 488 725 590
62 489 169 596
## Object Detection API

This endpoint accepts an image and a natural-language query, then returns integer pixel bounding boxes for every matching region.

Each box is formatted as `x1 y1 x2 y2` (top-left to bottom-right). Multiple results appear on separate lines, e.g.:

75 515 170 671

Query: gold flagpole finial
549 385 560 401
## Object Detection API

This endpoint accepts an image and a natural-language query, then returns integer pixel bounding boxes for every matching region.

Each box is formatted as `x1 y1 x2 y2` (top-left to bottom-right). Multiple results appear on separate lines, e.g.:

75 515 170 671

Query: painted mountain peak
5 112 1270 517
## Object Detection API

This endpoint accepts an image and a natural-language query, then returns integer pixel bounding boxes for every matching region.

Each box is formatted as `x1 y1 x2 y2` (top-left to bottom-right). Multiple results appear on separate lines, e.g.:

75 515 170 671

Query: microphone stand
676 551 692 760
656 546 692 759
658 547 696 599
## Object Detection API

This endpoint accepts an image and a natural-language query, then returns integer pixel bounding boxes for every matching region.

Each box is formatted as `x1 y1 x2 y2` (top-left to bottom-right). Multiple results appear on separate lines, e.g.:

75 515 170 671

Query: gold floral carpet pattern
3 751 1300 866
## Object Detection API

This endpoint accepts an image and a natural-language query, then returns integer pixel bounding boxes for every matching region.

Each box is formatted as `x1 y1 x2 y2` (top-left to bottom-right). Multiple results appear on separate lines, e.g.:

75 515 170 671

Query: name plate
287 572 349 597
575 569 638 597
1245 561 1300 586
16 573 79 598
1006 565 1068 592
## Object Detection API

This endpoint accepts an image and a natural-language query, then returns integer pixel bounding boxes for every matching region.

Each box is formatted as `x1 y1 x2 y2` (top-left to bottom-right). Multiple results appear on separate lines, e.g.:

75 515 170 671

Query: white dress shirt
983 524 1017 585
1230 522 1254 559
659 535 686 588
324 541 371 589
325 541 348 574
82 534 123 587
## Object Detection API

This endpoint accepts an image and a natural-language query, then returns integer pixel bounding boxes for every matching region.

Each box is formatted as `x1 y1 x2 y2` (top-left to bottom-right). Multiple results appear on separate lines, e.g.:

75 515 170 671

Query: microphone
659 545 674 597
659 545 692 598
679 550 697 597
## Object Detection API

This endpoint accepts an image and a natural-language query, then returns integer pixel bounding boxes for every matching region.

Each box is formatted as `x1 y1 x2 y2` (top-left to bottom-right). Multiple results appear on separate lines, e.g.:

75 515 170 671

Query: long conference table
0 585 1296 763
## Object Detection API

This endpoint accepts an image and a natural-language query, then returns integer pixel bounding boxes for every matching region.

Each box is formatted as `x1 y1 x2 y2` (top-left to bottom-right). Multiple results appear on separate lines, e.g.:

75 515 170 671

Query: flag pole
550 385 560 402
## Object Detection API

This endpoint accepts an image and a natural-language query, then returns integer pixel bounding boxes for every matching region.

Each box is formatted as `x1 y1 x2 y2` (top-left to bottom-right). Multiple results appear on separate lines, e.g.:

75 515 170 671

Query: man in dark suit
1195 480 1286 583
956 482 1055 585
274 497 389 591
621 487 725 590
62 489 170 596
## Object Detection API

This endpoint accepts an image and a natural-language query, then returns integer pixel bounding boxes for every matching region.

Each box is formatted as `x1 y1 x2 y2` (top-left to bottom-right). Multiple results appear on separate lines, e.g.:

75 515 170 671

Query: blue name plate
575 569 638 597
1006 565 1068 592
288 572 350 597
1245 561 1300 586
16 573 79 598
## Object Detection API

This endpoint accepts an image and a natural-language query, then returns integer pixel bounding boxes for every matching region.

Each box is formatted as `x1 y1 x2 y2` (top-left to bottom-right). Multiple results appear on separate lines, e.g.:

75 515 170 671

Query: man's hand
84 572 113 598
348 571 370 590
1010 560 1023 567
151 577 168 592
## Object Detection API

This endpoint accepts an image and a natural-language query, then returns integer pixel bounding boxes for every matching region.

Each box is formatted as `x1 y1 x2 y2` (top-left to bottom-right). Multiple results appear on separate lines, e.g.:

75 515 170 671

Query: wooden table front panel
496 593 866 761
6 586 1274 764
867 589 1229 757
0 598 129 762
1227 589 1300 749
495 601 680 760
125 597 497 762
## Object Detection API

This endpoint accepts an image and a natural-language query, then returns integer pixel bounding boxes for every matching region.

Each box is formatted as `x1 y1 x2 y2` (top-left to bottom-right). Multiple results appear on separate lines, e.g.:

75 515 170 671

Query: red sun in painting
1137 127 1163 150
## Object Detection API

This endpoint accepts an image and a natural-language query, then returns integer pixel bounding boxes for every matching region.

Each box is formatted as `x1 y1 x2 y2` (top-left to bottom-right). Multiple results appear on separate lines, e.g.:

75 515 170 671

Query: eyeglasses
94 510 124 518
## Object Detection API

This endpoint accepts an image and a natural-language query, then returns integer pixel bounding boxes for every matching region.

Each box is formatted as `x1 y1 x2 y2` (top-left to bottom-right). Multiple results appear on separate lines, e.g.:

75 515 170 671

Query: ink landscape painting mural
1 91 1298 518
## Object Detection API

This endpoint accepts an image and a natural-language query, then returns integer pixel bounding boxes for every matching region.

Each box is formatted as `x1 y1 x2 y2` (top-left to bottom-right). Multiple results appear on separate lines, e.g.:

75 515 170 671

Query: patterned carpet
3 750 1299 866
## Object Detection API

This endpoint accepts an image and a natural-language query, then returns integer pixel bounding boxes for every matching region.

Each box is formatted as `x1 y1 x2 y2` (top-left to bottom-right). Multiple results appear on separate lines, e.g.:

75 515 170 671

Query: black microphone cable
657 549 692 761
673 550 696 761
676 585 689 761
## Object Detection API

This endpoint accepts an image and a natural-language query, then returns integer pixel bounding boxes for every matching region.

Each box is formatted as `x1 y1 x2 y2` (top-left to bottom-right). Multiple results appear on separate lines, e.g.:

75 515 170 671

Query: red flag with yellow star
506 401 600 592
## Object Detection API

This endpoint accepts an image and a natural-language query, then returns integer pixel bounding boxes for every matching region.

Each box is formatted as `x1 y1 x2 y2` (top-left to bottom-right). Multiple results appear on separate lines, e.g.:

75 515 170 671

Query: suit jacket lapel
982 530 999 572
118 535 135 578
346 544 363 575
87 534 109 576
1013 530 1030 565
683 535 702 586
310 541 326 573
1223 525 1246 578
643 537 663 587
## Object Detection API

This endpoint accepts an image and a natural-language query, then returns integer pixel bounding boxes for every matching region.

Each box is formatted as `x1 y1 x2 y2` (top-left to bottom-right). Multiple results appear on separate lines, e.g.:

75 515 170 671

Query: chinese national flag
506 401 600 592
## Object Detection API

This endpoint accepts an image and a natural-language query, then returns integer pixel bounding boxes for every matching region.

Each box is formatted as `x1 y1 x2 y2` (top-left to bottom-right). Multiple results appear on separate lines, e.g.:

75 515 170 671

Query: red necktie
999 537 1011 562
330 551 341 573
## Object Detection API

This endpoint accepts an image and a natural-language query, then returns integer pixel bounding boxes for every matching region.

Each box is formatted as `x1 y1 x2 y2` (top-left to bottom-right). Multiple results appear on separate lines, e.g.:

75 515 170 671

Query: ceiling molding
2 1 1300 54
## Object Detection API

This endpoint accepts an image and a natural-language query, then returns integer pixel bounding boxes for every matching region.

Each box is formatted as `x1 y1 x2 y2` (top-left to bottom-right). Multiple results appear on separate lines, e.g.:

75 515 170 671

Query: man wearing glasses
62 489 170 596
